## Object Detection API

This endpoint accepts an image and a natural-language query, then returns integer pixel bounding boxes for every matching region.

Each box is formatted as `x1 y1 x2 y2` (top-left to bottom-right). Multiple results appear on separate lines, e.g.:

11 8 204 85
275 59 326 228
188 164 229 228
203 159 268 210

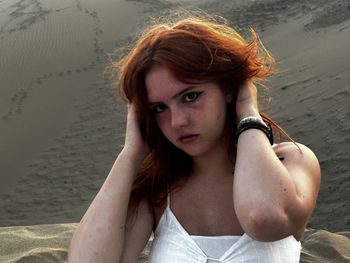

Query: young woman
68 16 321 262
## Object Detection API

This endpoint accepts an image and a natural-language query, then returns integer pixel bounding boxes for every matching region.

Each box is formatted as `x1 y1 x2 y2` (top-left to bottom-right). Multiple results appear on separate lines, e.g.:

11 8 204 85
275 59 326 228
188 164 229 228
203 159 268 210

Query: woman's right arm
68 105 153 263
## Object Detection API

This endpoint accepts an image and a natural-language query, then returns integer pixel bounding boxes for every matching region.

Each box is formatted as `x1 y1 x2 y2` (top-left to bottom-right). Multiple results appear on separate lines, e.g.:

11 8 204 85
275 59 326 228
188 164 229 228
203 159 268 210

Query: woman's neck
192 143 236 180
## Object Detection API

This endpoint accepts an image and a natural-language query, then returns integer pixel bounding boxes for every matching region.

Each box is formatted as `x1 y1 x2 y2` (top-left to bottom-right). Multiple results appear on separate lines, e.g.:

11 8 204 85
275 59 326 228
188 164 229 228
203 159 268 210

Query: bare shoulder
272 141 315 157
121 198 154 262
273 142 321 238
125 198 154 234
273 141 321 201
273 142 320 173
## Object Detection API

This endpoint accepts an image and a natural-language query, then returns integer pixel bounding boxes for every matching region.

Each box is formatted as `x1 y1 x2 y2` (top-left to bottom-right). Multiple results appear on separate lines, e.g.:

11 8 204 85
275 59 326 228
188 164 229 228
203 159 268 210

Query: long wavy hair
112 15 288 208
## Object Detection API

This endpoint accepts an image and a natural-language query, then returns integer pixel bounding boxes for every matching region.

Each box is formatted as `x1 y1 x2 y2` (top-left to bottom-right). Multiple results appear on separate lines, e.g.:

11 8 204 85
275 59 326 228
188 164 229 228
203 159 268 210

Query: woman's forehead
145 66 189 102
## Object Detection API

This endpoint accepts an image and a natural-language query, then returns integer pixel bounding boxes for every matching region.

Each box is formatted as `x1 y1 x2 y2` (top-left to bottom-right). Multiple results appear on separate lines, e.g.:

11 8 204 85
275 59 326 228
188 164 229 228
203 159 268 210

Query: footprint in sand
10 94 19 103
1 111 12 120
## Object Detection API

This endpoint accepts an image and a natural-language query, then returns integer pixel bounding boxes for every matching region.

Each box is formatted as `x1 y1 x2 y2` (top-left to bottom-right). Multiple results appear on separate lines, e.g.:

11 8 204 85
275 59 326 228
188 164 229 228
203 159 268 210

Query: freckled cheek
155 116 172 137
204 109 227 131
216 111 226 122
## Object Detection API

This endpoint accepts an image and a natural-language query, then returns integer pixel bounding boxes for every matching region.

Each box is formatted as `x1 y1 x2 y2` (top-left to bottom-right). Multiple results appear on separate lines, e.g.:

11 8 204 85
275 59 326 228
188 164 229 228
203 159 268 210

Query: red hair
112 16 286 207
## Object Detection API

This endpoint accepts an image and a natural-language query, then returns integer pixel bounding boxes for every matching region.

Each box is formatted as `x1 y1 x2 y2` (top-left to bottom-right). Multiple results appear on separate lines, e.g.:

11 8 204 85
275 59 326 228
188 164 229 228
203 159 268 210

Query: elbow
238 206 293 242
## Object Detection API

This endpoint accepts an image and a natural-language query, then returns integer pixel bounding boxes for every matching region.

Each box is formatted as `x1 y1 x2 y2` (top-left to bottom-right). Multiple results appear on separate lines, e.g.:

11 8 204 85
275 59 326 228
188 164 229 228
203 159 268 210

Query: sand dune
1 0 350 261
1 224 349 263
302 229 350 263
0 224 76 263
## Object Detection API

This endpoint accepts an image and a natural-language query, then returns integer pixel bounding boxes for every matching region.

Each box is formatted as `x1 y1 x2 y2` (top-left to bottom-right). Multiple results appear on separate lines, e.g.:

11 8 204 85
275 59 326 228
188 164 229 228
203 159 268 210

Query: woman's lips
178 134 199 143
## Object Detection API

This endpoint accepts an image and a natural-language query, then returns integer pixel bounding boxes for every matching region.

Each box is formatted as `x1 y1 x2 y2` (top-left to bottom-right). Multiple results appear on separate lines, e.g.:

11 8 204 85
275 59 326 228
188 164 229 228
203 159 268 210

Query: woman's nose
171 108 189 128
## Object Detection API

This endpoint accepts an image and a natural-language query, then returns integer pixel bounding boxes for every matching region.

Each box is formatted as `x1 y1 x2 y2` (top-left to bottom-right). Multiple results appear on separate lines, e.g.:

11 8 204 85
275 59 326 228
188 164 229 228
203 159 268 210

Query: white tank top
149 194 301 262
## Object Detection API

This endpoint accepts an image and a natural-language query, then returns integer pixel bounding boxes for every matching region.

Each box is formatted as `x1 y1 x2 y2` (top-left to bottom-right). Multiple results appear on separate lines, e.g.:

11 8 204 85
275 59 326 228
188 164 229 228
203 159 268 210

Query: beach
0 0 350 262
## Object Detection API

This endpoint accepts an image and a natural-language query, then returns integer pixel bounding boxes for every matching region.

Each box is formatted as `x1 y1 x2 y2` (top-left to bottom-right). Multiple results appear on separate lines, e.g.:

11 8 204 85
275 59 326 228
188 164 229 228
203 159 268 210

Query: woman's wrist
118 147 146 168
236 116 274 145
236 107 261 122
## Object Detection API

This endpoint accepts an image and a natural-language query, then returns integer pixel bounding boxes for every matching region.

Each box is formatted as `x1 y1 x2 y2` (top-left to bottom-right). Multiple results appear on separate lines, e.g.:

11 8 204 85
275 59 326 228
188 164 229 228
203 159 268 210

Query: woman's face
145 66 231 158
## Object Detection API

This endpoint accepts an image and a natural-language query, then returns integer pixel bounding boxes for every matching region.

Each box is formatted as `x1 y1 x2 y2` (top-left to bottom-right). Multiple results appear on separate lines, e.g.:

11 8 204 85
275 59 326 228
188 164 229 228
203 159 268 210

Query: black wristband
236 116 274 145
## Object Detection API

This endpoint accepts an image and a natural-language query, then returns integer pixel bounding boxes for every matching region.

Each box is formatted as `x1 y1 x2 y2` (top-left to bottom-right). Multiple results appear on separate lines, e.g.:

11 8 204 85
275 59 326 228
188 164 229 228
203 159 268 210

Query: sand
0 224 349 263
0 0 350 262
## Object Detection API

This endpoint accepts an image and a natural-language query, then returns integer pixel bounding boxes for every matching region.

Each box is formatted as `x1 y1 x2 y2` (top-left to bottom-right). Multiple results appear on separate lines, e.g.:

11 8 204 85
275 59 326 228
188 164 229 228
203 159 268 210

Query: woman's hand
121 104 150 163
235 81 261 121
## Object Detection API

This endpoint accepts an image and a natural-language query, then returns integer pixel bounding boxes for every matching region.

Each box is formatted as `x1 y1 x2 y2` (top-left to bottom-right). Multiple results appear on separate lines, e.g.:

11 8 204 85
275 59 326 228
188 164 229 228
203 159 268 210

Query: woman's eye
152 104 166 114
183 92 202 103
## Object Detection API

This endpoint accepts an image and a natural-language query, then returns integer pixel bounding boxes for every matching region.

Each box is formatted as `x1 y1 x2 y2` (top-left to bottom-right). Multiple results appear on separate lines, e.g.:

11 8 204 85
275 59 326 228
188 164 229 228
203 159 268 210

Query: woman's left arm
233 82 321 242
275 142 320 239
